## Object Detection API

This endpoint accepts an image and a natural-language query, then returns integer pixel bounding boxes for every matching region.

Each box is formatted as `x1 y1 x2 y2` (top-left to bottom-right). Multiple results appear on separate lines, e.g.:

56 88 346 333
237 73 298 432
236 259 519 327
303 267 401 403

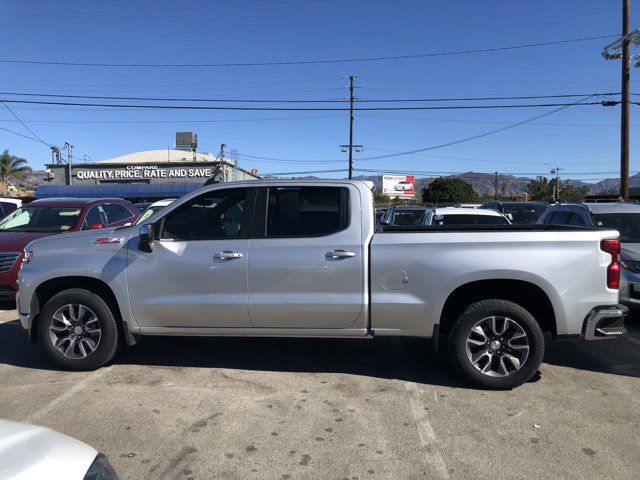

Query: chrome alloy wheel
48 304 102 359
465 316 530 377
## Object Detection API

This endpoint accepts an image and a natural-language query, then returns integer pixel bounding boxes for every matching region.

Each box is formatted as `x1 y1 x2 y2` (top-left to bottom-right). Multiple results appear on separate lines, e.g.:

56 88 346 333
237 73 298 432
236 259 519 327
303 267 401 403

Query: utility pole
219 143 227 181
621 0 631 199
494 171 499 199
602 1 640 199
63 141 73 186
339 75 362 179
550 166 563 201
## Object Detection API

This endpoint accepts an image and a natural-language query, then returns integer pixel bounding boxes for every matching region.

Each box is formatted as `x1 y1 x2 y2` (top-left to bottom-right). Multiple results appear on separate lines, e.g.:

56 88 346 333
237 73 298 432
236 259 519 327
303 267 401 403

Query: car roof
432 207 504 216
390 205 427 210
27 197 129 207
581 202 640 214
491 201 548 206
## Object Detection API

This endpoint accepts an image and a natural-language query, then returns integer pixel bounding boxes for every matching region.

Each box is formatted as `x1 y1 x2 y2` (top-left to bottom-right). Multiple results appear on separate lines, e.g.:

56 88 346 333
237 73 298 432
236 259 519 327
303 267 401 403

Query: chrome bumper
583 305 628 340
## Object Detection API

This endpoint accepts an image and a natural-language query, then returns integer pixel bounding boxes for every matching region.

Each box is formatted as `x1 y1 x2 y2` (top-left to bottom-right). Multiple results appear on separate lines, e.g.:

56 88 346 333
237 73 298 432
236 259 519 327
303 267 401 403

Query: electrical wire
1 101 50 146
0 91 618 104
0 35 617 68
0 98 614 111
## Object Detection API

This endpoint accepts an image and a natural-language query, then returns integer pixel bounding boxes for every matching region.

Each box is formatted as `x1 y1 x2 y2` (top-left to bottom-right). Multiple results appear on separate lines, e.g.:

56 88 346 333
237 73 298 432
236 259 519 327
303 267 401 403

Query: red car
0 197 138 299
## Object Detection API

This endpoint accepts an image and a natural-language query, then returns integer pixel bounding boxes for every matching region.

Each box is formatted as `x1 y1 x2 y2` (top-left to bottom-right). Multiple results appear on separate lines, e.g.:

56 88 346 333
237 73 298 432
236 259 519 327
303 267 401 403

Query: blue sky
0 0 638 183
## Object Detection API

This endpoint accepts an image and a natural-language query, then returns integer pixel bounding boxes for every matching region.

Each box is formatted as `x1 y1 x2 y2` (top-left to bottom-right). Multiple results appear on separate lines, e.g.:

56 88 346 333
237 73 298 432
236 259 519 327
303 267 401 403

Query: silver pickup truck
17 180 627 389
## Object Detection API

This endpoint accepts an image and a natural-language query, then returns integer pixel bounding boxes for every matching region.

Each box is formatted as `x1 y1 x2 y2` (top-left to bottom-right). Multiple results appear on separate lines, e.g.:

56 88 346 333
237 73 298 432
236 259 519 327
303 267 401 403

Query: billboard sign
381 174 416 199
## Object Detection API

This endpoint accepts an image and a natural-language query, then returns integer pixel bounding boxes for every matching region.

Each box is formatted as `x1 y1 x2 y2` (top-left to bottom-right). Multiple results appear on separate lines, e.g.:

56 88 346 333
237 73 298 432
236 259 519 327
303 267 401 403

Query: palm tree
0 150 30 195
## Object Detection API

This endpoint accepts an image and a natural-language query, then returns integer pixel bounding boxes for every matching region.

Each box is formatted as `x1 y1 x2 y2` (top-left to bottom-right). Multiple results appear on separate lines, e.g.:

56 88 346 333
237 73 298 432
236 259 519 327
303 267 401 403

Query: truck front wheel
447 299 544 389
38 288 120 371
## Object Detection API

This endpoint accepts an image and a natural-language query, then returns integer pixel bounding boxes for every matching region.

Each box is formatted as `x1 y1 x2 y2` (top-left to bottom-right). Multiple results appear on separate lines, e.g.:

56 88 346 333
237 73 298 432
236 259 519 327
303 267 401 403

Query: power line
0 90 619 103
349 95 602 161
0 98 614 111
0 34 617 68
1 101 50 145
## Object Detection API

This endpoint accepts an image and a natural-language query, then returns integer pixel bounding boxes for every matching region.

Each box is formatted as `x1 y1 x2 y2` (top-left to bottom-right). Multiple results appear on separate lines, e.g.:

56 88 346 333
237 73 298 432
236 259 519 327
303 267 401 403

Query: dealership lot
0 307 639 480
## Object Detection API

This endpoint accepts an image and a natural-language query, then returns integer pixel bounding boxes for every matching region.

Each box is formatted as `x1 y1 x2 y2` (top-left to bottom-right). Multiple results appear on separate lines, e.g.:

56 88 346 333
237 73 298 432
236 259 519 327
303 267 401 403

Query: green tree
0 150 30 195
422 177 478 204
524 176 552 201
373 190 392 207
524 176 590 202
559 182 590 200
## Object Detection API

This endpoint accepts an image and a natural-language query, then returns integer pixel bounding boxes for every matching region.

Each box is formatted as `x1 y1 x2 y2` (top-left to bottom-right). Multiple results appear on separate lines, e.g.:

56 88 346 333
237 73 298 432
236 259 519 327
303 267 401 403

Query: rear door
127 187 254 329
247 185 365 329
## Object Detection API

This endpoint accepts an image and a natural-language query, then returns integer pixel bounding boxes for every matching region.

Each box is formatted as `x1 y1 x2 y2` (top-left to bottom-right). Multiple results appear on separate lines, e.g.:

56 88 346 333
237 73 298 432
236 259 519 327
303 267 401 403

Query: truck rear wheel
38 288 120 371
447 299 544 389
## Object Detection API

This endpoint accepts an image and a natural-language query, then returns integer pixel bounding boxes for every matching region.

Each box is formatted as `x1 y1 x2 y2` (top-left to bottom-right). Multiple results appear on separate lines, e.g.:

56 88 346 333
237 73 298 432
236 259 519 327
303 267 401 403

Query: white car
0 419 117 479
393 180 413 192
422 207 511 226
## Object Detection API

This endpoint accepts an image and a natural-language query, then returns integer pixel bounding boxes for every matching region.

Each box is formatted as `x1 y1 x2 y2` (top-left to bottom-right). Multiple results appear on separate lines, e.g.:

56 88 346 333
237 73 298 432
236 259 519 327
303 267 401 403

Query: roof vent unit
175 132 197 152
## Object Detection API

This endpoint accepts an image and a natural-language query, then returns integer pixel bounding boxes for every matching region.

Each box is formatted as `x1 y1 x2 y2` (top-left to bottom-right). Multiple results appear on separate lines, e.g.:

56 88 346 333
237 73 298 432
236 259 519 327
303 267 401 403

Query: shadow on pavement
0 314 638 385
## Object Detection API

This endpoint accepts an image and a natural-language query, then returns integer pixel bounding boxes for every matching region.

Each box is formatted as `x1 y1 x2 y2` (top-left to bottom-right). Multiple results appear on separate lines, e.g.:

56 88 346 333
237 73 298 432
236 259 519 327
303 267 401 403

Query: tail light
601 239 621 289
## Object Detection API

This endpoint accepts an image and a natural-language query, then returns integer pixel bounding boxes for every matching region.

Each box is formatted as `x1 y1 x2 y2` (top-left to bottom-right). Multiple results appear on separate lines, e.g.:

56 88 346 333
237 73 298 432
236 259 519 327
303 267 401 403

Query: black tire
447 299 544 390
38 288 120 371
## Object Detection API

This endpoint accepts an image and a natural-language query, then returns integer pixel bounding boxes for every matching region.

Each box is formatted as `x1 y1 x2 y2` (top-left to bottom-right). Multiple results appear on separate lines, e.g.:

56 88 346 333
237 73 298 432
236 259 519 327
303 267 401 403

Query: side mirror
139 224 155 253
88 222 104 230
378 220 389 226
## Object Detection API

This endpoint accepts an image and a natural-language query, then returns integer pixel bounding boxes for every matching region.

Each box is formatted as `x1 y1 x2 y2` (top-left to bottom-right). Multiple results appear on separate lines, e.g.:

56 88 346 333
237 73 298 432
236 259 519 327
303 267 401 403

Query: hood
25 225 135 252
0 231 56 252
621 243 640 260
0 419 96 479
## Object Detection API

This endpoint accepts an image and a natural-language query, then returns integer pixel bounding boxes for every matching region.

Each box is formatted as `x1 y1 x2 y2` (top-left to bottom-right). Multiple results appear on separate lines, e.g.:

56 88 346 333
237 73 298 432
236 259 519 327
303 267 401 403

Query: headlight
84 453 118 480
620 258 640 273
22 250 33 264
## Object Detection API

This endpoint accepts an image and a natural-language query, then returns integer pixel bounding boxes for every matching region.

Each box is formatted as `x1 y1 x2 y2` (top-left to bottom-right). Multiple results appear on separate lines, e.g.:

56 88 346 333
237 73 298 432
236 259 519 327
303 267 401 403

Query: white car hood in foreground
0 419 96 480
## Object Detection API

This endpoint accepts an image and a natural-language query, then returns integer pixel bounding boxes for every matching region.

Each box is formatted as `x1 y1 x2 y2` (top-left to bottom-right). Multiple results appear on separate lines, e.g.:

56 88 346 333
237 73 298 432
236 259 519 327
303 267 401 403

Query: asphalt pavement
0 306 638 480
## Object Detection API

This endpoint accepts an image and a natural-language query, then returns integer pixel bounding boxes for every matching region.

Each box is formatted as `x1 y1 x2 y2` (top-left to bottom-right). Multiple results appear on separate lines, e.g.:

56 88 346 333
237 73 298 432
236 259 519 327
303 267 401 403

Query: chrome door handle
326 249 356 259
214 251 243 260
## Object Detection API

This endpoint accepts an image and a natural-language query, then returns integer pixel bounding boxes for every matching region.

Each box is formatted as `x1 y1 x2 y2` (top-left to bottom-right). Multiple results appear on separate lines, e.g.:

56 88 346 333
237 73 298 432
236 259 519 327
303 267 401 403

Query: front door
248 185 365 329
127 187 254 329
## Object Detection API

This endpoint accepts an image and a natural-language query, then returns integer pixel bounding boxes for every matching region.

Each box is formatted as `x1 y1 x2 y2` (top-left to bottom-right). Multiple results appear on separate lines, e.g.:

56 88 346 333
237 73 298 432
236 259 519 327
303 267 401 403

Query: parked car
422 207 510 226
134 198 176 225
480 201 548 224
0 419 117 479
18 180 626 389
0 197 21 220
378 205 428 226
0 198 138 299
133 202 152 213
538 202 640 309
375 208 388 223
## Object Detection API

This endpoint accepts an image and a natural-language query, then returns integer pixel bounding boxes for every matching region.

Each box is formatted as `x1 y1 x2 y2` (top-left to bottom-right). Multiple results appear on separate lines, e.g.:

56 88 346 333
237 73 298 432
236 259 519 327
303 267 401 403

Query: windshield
134 206 162 225
0 206 82 232
592 213 640 243
433 214 509 225
501 204 547 224
392 209 426 225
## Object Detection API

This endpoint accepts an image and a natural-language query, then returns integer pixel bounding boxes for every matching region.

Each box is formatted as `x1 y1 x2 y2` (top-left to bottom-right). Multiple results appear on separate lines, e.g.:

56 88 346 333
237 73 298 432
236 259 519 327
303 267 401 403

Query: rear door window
266 187 348 237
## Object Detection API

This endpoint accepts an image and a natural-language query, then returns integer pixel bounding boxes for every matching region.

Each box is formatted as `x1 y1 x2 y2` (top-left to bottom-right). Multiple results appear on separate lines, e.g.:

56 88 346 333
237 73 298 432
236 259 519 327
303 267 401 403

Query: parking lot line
27 368 107 423
391 338 450 479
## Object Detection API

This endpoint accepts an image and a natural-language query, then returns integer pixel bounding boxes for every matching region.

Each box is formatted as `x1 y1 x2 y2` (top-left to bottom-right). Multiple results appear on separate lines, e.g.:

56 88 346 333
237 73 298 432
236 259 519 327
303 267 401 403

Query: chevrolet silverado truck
17 180 627 389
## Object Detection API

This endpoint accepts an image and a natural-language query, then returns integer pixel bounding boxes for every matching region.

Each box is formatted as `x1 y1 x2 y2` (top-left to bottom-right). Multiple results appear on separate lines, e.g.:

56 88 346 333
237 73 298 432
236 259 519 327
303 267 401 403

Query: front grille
0 252 20 273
